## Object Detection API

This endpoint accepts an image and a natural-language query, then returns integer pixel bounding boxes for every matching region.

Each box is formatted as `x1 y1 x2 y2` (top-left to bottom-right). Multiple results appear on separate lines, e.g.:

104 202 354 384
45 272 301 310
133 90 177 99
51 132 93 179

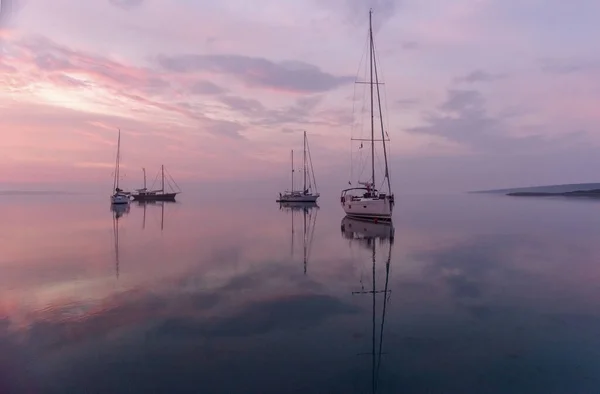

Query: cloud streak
157 54 354 93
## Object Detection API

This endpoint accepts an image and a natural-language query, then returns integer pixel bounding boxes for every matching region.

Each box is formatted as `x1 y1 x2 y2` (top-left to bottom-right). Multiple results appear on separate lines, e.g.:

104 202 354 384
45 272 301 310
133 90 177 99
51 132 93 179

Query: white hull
342 197 393 221
278 193 319 203
111 194 130 205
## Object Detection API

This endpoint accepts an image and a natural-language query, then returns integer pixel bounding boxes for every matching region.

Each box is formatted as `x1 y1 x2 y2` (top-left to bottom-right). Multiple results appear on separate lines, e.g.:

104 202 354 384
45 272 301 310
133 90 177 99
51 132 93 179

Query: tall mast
161 165 165 192
303 131 307 193
291 150 294 192
142 168 146 189
114 129 121 191
369 9 375 189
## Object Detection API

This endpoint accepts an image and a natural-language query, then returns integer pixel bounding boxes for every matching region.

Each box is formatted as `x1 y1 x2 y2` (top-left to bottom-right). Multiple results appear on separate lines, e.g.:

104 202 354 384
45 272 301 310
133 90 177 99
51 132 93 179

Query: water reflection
3 195 600 392
279 202 318 274
342 216 394 393
110 204 130 279
136 201 176 231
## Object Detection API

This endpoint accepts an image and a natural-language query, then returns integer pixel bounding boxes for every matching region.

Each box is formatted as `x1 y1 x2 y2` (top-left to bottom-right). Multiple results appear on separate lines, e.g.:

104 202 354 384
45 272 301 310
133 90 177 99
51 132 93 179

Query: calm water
1 193 600 393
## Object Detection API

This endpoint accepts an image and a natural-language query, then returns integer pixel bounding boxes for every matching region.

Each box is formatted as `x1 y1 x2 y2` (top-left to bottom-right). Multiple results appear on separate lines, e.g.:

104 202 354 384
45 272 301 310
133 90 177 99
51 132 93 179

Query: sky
1 0 600 193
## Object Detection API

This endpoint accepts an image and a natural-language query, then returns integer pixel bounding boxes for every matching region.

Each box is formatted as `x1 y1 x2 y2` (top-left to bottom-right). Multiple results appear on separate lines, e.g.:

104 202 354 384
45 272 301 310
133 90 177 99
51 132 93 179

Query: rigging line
165 167 182 192
372 36 392 193
373 39 393 183
351 31 371 184
305 135 318 193
374 42 392 142
165 177 175 192
150 171 160 191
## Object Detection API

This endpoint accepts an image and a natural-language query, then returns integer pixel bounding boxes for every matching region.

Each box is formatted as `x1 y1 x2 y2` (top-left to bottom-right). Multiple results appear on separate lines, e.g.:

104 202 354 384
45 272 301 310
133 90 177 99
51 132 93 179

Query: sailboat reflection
110 203 130 279
341 216 394 393
279 202 318 274
136 200 175 231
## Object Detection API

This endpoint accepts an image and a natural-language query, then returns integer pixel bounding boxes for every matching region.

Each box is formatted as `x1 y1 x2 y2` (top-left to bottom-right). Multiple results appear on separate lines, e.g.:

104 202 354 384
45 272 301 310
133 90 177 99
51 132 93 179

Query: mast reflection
136 200 175 231
279 202 318 274
341 216 393 393
110 203 130 279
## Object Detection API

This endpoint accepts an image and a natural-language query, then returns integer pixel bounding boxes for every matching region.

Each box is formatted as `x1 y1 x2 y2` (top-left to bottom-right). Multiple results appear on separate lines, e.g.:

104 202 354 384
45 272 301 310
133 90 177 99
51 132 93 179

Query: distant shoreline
508 189 600 198
471 183 600 195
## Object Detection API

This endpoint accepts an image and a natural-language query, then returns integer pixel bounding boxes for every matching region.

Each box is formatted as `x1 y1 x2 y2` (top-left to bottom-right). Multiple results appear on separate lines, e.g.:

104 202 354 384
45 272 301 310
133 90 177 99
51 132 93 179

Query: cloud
189 80 227 95
540 58 600 75
0 0 15 28
317 0 401 31
401 41 420 50
1 37 251 141
396 98 418 108
157 53 353 93
215 94 333 129
17 36 171 96
108 0 144 9
220 95 265 115
455 69 507 83
204 119 246 140
407 89 545 151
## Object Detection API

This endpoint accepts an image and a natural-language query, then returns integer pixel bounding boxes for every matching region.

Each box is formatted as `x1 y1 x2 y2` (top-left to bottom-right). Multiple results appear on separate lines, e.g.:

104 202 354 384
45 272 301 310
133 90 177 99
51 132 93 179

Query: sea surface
1 192 600 393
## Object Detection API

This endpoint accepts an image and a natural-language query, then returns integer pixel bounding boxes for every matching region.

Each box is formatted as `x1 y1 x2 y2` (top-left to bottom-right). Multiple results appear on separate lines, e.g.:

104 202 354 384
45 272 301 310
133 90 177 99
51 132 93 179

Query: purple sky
1 0 599 192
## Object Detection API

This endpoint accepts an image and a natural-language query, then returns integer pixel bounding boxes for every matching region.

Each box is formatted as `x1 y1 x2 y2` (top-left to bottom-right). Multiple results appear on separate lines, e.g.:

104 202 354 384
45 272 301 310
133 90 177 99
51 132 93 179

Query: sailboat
277 131 320 203
340 10 394 221
131 165 181 202
110 129 130 205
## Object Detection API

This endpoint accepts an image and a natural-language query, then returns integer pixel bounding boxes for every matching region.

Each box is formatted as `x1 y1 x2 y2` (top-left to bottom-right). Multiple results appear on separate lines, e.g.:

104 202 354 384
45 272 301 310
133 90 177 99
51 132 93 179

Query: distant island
508 189 600 197
470 183 600 198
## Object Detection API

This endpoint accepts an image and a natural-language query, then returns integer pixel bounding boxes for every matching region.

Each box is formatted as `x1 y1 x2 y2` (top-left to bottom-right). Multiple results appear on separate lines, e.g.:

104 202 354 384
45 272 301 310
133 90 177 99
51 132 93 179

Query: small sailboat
131 165 181 202
340 10 394 221
277 131 319 203
110 129 130 205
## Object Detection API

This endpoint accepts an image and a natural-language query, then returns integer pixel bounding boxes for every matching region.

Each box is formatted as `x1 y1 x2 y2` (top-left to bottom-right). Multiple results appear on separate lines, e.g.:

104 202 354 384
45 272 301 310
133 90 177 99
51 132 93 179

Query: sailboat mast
291 150 294 192
161 165 165 192
142 168 146 189
114 129 121 191
369 9 375 189
303 131 307 192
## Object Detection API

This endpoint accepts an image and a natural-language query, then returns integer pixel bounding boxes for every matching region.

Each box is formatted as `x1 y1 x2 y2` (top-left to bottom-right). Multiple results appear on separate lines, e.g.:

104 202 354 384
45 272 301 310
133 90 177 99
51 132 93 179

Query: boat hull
110 194 130 205
277 193 319 203
132 193 177 202
342 197 393 221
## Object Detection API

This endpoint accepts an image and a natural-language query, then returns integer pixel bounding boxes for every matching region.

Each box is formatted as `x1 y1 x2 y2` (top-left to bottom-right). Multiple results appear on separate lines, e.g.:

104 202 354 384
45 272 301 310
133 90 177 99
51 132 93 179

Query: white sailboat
277 131 320 203
110 129 130 205
341 9 394 222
